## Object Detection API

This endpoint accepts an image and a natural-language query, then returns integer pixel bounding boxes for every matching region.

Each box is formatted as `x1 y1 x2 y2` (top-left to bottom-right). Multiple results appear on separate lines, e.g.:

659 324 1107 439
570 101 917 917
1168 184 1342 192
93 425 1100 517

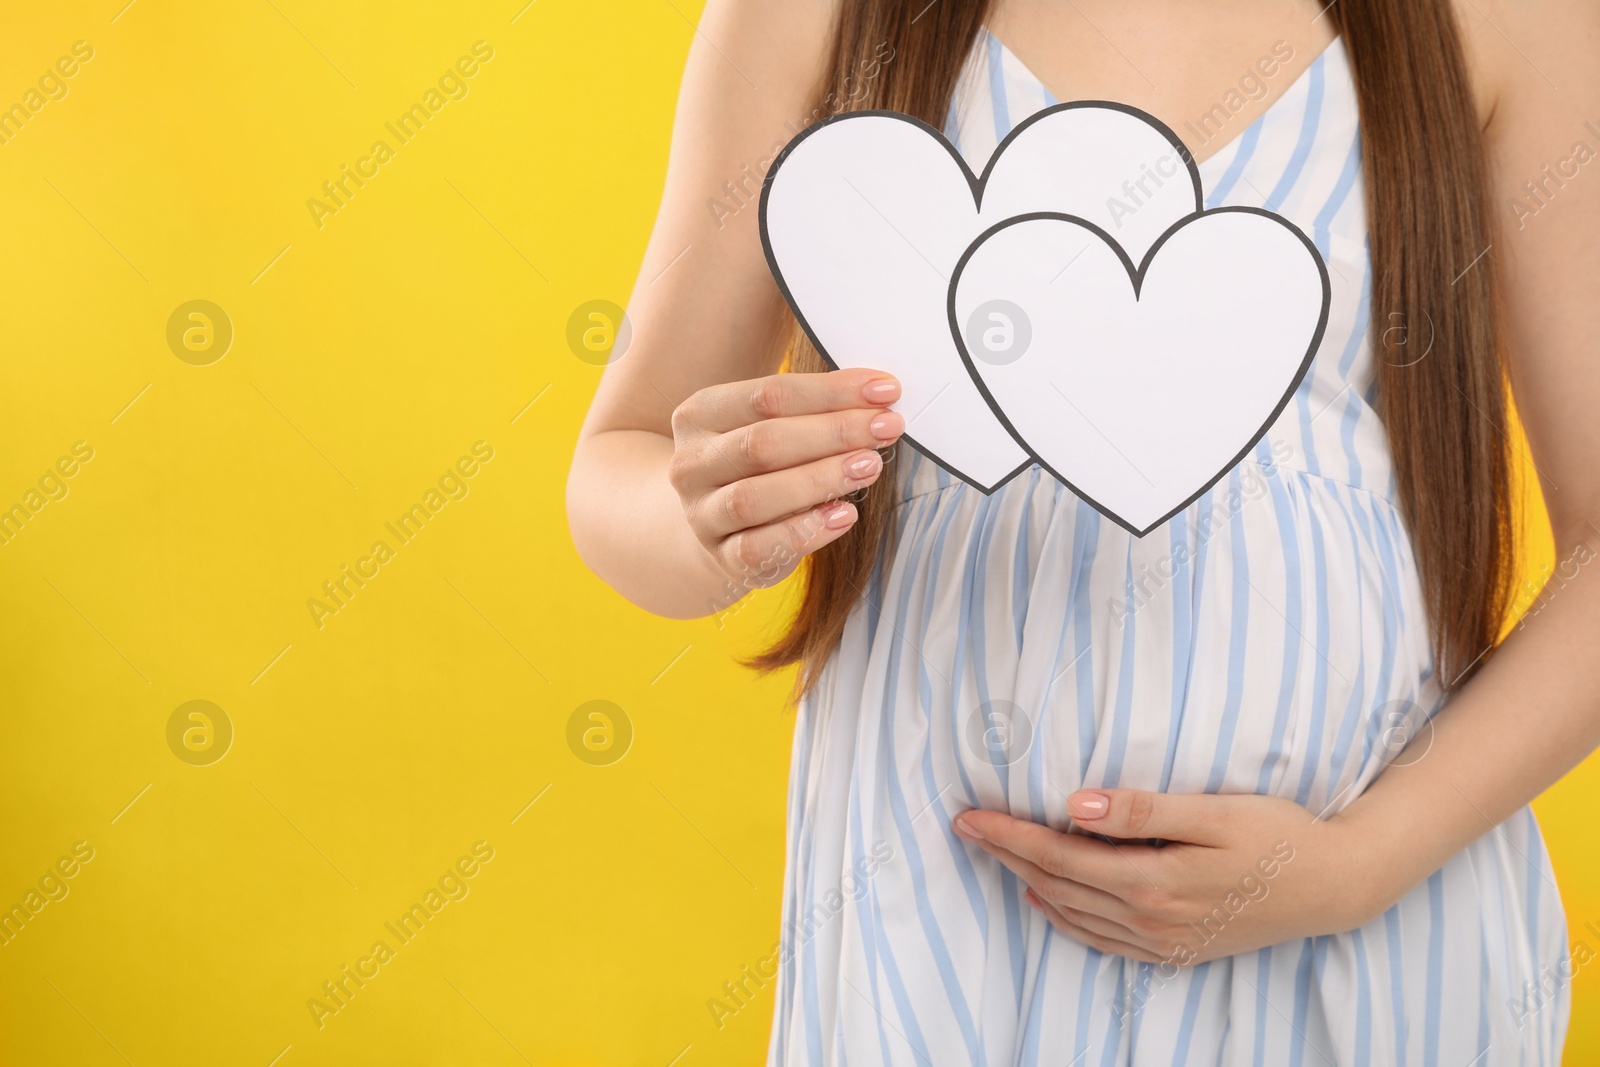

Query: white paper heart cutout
950 207 1330 535
760 104 1202 491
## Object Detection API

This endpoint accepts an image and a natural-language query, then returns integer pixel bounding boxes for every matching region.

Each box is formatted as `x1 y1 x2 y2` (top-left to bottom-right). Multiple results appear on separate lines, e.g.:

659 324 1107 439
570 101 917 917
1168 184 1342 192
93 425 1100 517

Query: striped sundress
768 32 1571 1066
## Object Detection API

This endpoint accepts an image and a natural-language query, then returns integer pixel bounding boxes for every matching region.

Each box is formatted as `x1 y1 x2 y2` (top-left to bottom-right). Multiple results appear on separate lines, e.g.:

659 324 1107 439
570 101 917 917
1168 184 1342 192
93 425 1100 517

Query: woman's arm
951 0 1600 962
1332 0 1600 910
568 0 903 618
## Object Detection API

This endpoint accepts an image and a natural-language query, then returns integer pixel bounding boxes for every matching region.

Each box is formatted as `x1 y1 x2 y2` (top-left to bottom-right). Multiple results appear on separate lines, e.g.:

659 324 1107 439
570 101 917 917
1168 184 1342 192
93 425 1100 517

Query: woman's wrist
1318 787 1443 929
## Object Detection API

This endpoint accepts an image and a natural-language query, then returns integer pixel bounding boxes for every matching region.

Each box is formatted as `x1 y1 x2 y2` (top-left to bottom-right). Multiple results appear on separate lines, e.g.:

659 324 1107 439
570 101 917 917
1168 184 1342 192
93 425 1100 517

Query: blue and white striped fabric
768 33 1570 1066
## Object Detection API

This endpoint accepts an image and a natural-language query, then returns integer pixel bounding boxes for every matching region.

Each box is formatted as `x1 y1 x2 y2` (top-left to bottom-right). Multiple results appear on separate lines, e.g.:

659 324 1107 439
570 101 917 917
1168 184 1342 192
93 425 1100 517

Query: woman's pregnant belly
778 460 1564 1067
863 459 1439 829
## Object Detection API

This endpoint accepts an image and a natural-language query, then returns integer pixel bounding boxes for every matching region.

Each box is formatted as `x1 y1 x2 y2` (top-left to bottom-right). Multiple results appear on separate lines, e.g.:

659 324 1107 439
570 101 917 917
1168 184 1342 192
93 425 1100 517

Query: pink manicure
822 502 856 529
862 378 900 403
846 452 881 478
1069 791 1109 819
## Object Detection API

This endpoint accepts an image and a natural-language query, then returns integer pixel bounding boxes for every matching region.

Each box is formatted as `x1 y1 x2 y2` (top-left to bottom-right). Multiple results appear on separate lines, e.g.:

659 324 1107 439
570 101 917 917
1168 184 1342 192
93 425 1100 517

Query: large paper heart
950 207 1330 535
760 103 1201 491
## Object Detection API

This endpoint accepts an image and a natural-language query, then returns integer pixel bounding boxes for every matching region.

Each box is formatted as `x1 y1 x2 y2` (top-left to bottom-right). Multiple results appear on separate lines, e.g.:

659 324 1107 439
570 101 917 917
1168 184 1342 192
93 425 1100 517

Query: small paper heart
950 207 1329 534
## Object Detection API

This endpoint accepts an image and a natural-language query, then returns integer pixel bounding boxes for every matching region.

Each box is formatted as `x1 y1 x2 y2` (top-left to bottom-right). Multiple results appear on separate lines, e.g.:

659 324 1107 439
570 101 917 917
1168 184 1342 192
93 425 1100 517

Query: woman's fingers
664 369 902 592
712 498 862 590
1065 788 1237 847
678 369 900 435
697 448 884 540
678 406 903 489
968 823 1171 961
1026 890 1156 954
1026 890 1166 964
956 808 1152 897
968 837 1144 932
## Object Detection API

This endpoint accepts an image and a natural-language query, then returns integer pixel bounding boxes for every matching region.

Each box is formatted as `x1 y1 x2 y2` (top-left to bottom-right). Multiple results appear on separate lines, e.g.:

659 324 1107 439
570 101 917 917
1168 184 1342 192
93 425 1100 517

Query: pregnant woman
569 0 1599 1061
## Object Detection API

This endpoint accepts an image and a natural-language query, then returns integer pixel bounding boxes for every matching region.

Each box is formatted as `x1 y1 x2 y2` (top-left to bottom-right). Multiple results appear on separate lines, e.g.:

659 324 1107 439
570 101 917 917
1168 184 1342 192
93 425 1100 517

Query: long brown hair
752 0 1514 698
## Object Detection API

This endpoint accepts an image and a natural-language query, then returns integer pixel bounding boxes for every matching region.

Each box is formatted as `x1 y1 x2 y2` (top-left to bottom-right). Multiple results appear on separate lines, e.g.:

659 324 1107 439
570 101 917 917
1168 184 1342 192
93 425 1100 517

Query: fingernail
845 451 882 479
1069 791 1109 820
821 501 856 529
862 378 900 403
870 413 903 441
954 815 984 840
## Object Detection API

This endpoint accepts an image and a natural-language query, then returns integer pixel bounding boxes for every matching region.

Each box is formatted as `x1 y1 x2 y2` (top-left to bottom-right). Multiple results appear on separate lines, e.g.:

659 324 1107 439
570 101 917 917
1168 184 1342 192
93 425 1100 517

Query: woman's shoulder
1451 0 1600 131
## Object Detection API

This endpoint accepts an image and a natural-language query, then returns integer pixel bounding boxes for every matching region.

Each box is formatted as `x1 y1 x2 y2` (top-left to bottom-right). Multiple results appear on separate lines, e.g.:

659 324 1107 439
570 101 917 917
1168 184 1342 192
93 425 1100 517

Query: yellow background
0 1 1591 1064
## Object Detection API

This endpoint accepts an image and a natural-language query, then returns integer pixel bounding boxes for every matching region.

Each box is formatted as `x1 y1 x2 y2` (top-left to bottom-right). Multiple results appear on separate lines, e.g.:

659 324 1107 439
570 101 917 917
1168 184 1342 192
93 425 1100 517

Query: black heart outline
758 101 1203 493
948 205 1332 537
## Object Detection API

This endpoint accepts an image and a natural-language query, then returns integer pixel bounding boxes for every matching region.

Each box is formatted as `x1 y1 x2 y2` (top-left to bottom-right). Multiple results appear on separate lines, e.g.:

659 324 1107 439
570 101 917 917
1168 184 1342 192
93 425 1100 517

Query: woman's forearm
567 428 735 619
1338 522 1600 915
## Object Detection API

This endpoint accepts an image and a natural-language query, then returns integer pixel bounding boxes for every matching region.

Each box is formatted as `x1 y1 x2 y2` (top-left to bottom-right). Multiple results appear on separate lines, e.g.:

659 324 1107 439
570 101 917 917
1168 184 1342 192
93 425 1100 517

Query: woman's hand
666 368 903 601
952 789 1392 965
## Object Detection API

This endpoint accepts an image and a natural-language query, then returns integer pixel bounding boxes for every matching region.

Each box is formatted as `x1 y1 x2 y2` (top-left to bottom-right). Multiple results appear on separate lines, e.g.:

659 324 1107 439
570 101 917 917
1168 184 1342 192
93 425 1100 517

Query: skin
569 0 1600 967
